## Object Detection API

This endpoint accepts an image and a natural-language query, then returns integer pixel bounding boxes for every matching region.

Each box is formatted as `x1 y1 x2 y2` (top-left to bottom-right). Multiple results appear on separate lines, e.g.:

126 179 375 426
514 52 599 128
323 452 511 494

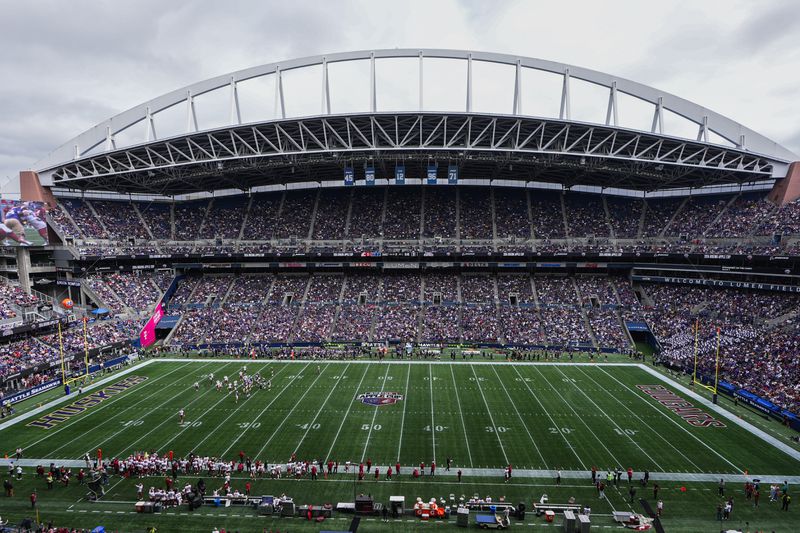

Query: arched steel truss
35 49 796 193
50 113 775 195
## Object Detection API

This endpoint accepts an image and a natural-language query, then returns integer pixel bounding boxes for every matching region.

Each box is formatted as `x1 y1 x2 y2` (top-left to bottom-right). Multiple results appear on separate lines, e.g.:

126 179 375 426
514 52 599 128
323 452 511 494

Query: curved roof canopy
35 49 797 194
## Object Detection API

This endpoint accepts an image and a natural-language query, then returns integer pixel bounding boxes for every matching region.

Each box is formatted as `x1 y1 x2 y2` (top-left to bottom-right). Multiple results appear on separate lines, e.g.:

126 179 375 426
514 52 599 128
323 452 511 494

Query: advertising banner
139 302 165 347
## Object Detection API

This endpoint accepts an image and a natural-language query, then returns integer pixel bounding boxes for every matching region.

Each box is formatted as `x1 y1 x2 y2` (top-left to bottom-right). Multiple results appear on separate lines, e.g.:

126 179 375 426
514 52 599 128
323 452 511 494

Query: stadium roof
33 49 798 196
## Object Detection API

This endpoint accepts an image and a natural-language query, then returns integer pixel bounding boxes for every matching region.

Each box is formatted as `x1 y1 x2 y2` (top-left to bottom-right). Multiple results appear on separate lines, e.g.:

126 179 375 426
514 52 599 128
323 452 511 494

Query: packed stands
51 188 800 258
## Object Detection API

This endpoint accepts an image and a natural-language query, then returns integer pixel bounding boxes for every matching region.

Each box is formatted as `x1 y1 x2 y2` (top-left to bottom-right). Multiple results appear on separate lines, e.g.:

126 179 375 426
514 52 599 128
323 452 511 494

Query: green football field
1 358 799 532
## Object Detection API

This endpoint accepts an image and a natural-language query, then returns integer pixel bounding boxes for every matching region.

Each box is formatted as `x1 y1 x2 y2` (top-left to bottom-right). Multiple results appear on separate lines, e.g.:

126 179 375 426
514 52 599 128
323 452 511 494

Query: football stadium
1 47 799 533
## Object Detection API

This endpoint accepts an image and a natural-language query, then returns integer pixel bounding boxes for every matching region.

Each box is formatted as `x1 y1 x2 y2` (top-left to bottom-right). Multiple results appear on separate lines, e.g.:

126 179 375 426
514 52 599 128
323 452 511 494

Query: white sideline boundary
0 457 797 485
2 359 797 467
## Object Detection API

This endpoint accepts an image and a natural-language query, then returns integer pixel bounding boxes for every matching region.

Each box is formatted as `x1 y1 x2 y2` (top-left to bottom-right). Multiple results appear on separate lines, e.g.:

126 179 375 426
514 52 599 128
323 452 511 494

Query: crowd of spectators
295 304 337 341
174 200 209 241
462 305 500 342
137 201 172 239
424 187 457 238
606 196 643 238
423 273 458 303
421 305 460 341
242 194 281 240
534 277 578 306
347 188 384 238
383 188 421 239
565 193 610 238
641 281 800 412
494 188 530 239
161 273 642 347
0 282 39 319
530 190 565 239
60 199 107 239
200 196 248 239
461 275 495 303
312 189 349 240
50 189 800 258
90 201 150 240
85 272 163 314
460 188 493 239
331 304 376 341
48 202 81 238
373 305 420 341
273 191 315 239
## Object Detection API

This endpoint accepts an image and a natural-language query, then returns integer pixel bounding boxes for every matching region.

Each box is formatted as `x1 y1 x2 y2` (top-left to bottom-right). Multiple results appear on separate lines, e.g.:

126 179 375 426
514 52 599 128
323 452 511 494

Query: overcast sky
1 0 799 185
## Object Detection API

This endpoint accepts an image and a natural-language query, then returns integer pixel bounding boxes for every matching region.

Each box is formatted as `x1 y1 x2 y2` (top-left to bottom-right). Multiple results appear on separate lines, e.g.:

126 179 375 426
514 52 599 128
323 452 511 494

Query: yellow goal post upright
692 319 721 399
59 317 90 387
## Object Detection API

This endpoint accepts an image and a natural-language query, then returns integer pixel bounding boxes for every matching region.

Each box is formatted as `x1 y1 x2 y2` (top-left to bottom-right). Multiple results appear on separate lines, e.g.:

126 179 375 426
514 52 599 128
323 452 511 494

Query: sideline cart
475 514 509 529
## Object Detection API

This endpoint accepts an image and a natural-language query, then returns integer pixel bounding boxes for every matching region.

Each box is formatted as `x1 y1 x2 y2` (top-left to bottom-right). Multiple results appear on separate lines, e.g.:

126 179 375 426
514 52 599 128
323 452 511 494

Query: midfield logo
357 392 404 406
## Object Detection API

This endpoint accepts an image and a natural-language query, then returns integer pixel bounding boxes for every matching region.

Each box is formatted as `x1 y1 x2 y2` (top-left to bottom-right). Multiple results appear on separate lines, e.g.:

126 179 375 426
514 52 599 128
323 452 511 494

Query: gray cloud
1 0 798 183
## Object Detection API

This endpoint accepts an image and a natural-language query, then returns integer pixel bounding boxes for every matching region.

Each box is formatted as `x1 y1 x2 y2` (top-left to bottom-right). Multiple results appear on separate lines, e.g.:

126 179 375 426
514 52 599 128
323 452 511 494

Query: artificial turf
1 358 798 532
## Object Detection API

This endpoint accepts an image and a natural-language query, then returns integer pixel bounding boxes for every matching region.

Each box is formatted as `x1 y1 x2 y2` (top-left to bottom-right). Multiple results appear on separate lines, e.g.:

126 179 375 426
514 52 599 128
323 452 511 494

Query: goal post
60 318 90 387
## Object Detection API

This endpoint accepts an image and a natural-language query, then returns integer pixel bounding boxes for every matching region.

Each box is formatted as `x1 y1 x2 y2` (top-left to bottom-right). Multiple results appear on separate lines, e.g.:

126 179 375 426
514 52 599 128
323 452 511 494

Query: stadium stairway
84 200 111 237
657 196 690 237
132 203 156 241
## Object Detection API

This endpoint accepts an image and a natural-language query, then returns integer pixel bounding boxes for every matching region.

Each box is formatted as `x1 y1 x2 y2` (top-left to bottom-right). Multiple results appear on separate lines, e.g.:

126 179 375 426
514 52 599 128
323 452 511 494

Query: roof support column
145 106 157 141
322 57 331 115
229 77 242 125
370 52 377 113
651 97 664 134
274 66 286 119
466 53 473 113
186 90 198 133
559 68 571 120
418 51 424 111
513 59 522 115
605 81 618 126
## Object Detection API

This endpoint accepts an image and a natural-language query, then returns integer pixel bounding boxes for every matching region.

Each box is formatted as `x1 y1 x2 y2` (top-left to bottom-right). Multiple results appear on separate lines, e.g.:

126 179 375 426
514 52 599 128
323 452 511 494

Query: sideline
1 458 798 485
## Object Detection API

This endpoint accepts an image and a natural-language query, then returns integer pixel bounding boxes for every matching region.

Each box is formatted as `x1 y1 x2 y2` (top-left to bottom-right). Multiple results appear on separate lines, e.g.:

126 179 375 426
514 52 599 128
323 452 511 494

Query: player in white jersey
193 382 199 391
178 409 185 423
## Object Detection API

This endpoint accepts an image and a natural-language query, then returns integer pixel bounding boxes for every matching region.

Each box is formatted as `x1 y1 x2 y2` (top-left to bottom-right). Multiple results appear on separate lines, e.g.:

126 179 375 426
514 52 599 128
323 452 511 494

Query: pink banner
139 302 164 348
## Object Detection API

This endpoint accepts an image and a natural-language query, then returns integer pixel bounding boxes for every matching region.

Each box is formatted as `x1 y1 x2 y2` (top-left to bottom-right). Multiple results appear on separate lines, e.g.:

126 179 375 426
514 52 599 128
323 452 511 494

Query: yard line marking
324 363 371 463
530 365 622 467
396 363 412 463
0 358 164 432
293 363 352 454
361 365 391 463
254 363 328 459
449 364 474 468
219 362 304 458
45 361 216 458
428 363 437 464
597 366 745 473
468 365 509 465
552 366 663 471
191 362 292 456
56 363 219 453
122 362 243 456
11 361 196 456
488 365 547 469
510 365 585 469
576 366 703 471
